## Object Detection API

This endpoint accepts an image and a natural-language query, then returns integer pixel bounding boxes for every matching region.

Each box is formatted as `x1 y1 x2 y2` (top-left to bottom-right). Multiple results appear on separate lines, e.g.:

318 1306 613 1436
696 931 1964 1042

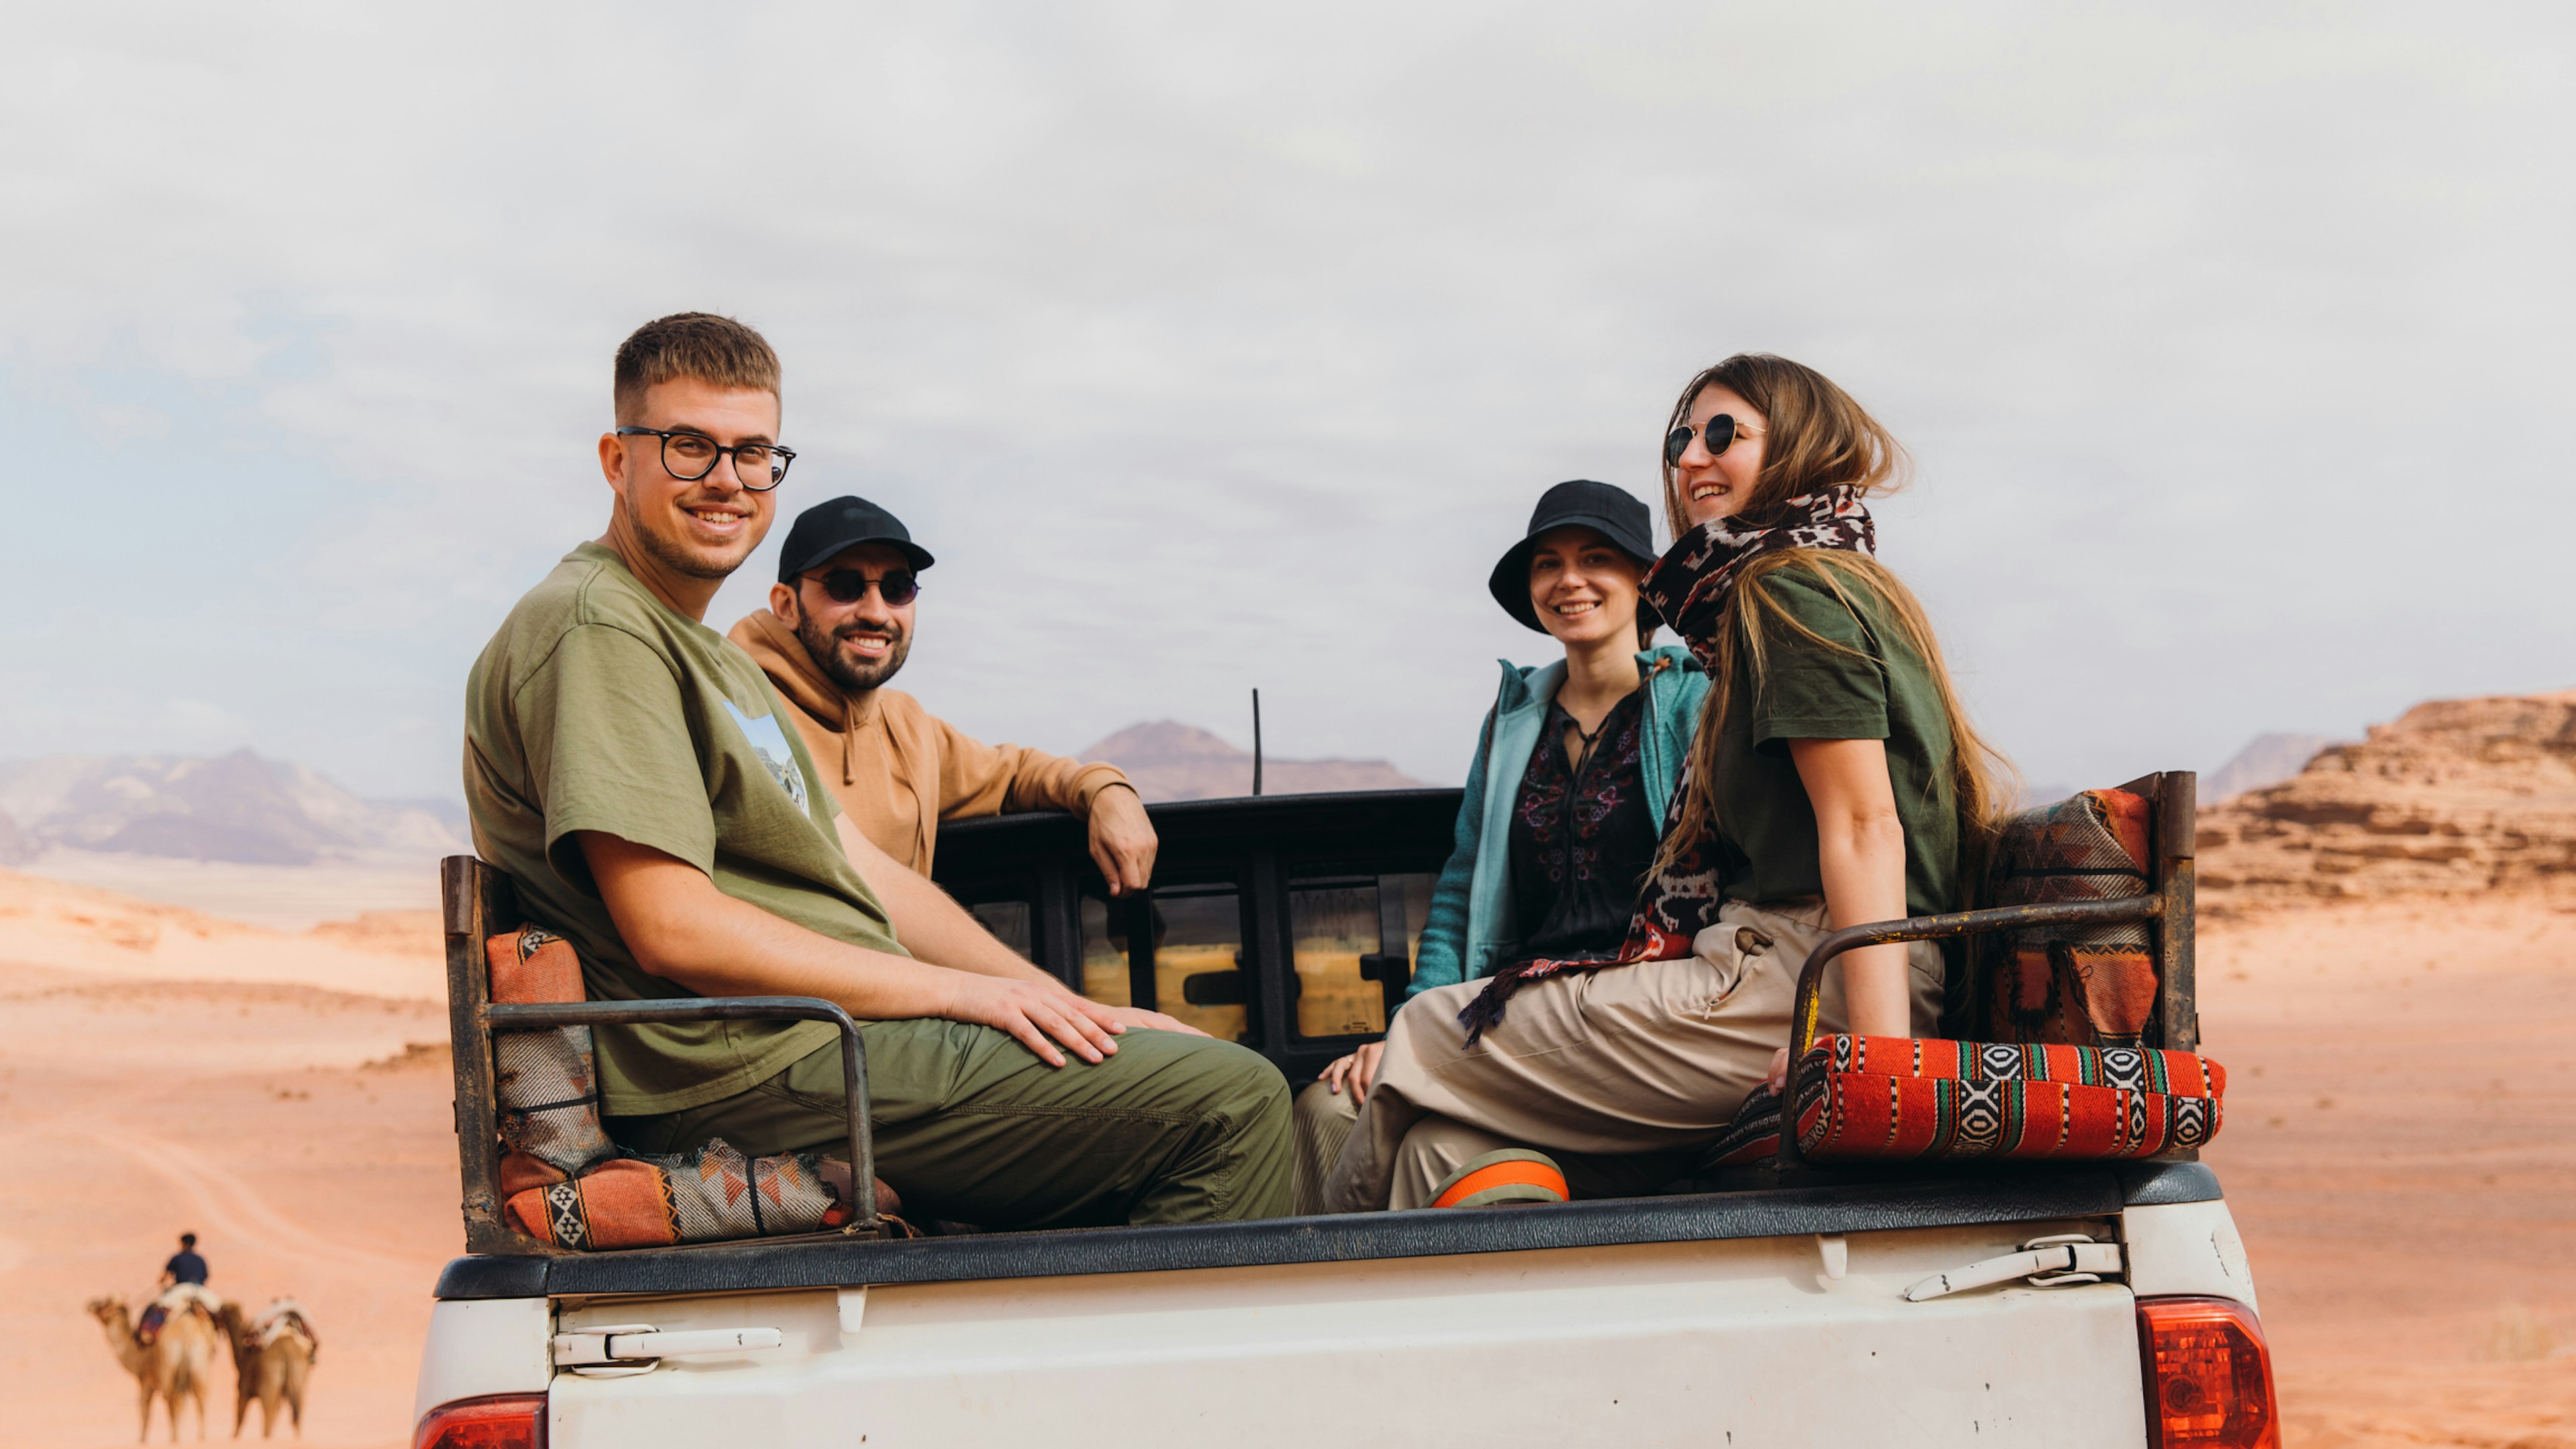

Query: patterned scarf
1455 486 1877 1045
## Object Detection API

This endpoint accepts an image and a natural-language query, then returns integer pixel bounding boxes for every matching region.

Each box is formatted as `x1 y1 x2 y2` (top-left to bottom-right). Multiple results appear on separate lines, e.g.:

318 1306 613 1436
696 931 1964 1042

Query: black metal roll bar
443 857 880 1254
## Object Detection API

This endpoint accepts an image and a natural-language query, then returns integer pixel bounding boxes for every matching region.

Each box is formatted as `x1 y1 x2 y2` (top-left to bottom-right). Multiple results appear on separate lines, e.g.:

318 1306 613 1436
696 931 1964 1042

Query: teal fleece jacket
1405 645 1710 1004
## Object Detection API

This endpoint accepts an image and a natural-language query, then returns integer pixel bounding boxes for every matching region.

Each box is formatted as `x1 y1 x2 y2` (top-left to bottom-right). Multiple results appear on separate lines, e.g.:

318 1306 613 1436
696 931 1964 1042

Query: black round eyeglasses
615 427 796 490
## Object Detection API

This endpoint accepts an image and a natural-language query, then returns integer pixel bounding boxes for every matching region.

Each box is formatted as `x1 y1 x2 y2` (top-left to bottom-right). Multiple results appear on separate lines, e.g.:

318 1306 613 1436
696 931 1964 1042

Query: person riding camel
136 1232 221 1346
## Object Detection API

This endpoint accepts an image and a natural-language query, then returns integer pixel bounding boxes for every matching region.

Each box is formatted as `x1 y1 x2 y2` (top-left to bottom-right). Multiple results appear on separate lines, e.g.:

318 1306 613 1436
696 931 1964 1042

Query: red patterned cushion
1792 1035 2224 1161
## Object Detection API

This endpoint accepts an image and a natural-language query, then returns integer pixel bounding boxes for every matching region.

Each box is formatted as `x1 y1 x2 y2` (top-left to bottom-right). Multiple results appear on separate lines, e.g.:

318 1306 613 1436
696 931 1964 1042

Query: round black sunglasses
806 568 920 606
1664 413 1740 468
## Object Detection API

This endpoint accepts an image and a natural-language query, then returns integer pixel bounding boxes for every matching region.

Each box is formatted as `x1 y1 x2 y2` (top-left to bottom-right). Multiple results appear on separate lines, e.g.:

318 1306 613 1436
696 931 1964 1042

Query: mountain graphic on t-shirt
720 700 809 813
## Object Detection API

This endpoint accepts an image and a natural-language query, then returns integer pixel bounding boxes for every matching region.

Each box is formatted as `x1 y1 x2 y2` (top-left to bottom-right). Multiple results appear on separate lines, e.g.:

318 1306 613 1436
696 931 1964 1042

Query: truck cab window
1148 888 1250 1042
1078 885 1253 1042
1288 872 1435 1040
1079 897 1132 1008
969 899 1033 961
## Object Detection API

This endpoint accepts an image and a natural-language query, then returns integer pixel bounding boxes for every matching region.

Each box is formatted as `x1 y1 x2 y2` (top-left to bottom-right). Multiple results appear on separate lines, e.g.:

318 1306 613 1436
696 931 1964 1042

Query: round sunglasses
804 568 920 606
1664 413 1743 468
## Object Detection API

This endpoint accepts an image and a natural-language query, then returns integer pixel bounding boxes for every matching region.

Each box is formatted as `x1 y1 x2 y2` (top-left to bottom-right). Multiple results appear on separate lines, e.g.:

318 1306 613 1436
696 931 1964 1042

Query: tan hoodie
728 611 1133 873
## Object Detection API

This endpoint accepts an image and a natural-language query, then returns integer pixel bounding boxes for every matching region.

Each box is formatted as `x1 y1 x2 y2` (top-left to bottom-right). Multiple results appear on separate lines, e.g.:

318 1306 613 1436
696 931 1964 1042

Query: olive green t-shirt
1707 563 1962 917
464 541 910 1116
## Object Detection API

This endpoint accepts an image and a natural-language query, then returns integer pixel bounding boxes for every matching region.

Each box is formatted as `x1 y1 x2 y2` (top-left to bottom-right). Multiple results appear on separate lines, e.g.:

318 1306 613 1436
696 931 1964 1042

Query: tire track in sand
51 1117 430 1277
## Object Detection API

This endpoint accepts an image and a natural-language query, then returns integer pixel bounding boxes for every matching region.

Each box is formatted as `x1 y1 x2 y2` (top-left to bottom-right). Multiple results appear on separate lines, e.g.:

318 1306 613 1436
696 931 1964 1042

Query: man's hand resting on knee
576 825 1202 1069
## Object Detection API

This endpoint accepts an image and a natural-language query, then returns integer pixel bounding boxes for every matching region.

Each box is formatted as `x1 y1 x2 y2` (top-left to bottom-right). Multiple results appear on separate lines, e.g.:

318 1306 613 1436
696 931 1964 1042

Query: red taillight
414 1393 546 1449
2137 1296 2279 1449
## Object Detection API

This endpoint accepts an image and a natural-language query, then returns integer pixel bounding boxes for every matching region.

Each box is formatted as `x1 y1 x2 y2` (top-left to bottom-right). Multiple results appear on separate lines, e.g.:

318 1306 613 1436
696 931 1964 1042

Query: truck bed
423 1163 2249 1448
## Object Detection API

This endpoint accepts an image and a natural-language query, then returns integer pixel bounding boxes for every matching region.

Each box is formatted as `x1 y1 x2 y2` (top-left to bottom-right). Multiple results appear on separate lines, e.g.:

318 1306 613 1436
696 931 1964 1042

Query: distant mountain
1079 721 1430 803
2206 733 2349 802
0 806 34 865
0 750 468 867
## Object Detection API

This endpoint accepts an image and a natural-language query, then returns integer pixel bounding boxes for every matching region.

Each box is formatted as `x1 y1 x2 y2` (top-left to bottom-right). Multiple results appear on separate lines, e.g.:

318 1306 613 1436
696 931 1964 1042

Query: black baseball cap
1486 480 1661 633
776 496 936 582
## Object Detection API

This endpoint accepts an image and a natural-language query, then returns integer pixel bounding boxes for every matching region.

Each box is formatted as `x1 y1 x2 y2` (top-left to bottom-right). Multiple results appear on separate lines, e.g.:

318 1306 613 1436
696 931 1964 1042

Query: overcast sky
4 2 2570 804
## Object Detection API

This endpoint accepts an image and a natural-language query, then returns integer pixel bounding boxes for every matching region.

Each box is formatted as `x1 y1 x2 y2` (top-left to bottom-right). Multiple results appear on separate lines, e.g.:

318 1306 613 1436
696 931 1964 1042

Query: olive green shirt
464 541 910 1115
1709 564 1961 917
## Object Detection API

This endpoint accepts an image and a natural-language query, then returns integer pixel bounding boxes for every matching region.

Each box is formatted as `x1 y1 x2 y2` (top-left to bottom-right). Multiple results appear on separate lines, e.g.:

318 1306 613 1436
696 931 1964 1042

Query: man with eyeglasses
727 496 1158 896
463 312 1292 1228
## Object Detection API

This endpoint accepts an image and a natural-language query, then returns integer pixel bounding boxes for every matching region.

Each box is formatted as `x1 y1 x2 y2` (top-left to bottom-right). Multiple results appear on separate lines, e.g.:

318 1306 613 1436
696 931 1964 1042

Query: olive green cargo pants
608 1018 1293 1229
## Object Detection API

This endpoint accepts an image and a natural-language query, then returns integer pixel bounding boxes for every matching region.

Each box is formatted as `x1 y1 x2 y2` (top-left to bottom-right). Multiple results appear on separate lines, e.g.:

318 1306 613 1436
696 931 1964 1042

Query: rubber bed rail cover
433 1163 2218 1300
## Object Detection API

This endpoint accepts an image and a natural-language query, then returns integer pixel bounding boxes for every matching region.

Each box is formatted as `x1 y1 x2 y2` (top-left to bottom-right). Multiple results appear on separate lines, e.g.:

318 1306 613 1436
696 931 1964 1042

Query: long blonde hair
1651 355 2015 886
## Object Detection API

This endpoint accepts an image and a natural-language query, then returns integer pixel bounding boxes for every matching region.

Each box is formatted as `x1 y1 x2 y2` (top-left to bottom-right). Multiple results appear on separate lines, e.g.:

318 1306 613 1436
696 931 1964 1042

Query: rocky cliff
2196 690 2576 910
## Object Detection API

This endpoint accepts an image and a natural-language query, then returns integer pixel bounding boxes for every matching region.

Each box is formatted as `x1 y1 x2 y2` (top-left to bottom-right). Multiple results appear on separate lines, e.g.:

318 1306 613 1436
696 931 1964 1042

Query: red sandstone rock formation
2196 690 2576 911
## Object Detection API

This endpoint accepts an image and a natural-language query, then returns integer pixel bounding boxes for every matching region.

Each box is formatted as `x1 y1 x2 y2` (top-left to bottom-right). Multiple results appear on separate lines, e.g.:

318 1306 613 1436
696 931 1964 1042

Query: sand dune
11 847 439 932
0 868 441 1000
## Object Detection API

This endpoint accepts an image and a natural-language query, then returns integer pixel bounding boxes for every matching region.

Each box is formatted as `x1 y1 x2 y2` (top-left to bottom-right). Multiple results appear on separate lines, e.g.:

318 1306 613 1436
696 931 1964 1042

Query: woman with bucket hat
1289 480 1709 1213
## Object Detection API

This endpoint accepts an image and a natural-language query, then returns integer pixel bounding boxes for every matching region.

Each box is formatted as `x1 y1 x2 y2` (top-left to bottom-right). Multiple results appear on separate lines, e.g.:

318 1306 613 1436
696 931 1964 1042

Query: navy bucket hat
1485 480 1661 634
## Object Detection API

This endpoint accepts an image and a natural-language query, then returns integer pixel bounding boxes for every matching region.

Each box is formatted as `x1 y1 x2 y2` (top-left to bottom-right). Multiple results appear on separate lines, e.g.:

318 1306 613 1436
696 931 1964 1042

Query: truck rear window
969 900 1033 960
1287 873 1433 1040
1079 885 1255 1042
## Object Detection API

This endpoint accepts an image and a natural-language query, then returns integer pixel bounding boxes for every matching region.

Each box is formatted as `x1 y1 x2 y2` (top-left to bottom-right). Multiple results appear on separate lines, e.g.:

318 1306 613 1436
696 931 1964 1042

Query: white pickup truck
414 777 2275 1448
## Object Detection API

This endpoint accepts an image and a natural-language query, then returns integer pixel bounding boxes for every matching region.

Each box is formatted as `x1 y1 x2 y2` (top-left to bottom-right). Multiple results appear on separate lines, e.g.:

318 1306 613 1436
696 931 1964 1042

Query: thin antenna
1250 688 1264 797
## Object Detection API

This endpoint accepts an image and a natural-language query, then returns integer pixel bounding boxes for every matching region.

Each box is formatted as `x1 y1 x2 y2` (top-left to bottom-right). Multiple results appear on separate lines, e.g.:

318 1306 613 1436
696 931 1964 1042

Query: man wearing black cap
729 496 1157 894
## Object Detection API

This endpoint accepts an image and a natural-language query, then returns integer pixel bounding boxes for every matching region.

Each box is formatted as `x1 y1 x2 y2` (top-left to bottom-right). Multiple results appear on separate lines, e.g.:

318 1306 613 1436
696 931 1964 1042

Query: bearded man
727 498 1158 895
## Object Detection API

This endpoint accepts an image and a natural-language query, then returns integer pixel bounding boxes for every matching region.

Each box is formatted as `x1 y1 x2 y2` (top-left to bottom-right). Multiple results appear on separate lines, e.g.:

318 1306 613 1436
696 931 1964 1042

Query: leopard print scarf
1454 486 1876 1046
1643 485 1876 672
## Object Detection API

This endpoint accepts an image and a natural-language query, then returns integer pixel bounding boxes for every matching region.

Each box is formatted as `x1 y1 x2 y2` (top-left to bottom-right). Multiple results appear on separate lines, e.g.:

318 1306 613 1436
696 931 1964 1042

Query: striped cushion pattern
1792 1035 2225 1161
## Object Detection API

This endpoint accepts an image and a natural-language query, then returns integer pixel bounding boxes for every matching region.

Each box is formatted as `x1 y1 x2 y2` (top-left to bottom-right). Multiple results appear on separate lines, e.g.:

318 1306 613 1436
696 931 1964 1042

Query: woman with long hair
1289 480 1709 1214
1321 354 2008 1212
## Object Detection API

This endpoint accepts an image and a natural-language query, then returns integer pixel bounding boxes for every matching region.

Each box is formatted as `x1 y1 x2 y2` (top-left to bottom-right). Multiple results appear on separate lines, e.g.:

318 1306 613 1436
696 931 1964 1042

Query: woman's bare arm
1788 736 1914 1039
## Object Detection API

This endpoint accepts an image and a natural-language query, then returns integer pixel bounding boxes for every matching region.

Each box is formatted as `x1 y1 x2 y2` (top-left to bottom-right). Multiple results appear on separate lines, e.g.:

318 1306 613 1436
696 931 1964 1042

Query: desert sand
0 872 453 1448
13 847 438 934
2203 899 2576 1447
2 861 2571 1446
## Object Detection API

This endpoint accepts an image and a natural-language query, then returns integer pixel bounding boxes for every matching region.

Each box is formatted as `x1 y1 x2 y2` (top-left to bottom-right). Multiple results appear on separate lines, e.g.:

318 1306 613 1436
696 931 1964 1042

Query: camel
89 1294 220 1442
215 1299 317 1439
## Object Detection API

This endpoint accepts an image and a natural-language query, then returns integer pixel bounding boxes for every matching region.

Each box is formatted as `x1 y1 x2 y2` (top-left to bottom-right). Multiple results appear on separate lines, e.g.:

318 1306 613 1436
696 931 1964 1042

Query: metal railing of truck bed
442 857 881 1254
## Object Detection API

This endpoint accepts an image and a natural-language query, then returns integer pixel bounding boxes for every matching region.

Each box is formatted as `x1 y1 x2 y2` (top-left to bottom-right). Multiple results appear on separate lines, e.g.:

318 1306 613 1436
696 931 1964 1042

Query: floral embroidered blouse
1503 687 1659 965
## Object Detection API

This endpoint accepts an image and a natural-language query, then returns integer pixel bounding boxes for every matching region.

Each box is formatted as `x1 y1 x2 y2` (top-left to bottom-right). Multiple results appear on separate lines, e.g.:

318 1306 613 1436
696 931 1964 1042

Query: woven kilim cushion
1699 1081 1785 1169
488 928 614 1176
484 925 858 1250
1792 1034 2224 1161
500 1136 854 1250
1980 788 2160 1047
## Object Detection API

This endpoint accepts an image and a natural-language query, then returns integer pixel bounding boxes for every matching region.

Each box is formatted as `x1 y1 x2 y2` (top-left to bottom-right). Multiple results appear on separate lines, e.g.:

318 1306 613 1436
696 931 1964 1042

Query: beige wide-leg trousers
1317 898 1943 1214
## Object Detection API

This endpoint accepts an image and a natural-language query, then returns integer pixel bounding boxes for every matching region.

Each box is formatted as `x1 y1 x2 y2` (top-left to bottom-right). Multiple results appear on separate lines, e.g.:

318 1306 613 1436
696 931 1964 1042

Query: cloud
2 1 2571 800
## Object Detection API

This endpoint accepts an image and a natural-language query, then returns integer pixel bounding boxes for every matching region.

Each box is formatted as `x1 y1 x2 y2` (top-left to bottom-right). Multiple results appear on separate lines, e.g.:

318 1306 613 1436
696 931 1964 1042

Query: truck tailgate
550 1217 2147 1447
